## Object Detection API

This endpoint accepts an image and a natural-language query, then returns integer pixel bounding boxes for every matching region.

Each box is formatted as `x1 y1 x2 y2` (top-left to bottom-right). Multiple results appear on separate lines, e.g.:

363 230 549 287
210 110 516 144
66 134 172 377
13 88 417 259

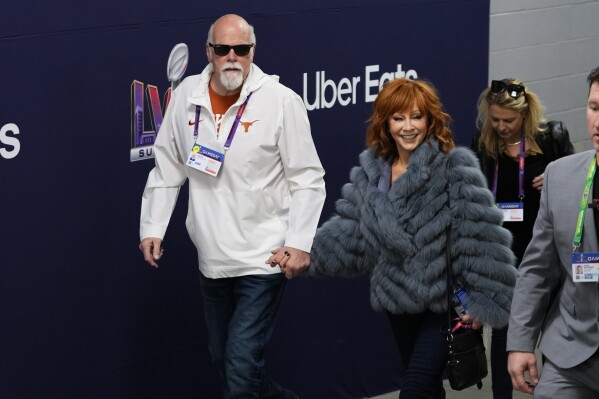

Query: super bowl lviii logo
130 43 189 162
130 81 171 162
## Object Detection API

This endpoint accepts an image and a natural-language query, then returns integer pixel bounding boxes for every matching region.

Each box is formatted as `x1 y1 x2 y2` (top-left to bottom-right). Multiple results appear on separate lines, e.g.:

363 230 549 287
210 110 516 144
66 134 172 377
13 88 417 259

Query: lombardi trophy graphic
130 43 190 162
167 43 189 90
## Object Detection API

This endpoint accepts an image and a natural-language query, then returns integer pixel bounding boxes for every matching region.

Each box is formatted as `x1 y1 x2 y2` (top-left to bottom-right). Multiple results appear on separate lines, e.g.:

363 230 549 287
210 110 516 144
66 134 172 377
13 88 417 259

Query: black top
471 121 575 266
495 153 545 264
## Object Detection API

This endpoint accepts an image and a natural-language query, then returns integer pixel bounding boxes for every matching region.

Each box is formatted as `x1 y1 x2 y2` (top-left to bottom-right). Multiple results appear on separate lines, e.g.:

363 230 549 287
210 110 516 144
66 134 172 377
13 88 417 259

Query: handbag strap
446 162 454 342
446 227 454 343
445 199 486 390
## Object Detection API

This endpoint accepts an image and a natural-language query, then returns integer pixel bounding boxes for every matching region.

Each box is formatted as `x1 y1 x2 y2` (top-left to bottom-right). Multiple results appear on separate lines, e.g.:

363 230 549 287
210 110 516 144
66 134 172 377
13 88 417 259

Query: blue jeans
387 311 447 399
199 273 296 399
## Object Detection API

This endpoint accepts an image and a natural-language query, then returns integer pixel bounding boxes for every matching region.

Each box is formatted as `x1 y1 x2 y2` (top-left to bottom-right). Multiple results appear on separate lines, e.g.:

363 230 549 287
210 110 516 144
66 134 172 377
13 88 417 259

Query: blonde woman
471 78 574 399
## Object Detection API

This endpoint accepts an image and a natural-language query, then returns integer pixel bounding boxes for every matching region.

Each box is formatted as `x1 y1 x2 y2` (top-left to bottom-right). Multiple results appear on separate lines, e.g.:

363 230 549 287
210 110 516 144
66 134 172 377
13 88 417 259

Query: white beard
220 62 244 91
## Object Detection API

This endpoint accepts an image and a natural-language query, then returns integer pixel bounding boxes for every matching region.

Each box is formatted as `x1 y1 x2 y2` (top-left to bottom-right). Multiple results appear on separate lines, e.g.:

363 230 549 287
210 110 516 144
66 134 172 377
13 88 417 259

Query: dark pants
199 273 296 399
387 311 448 399
491 326 513 399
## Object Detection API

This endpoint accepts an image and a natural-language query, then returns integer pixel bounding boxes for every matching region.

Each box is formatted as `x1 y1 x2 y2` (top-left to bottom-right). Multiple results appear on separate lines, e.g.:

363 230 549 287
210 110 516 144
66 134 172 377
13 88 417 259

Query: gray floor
368 376 530 399
367 329 534 399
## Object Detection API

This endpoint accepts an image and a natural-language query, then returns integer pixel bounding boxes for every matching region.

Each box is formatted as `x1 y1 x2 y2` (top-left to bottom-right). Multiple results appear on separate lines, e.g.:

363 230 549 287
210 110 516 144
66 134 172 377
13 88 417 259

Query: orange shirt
209 84 239 134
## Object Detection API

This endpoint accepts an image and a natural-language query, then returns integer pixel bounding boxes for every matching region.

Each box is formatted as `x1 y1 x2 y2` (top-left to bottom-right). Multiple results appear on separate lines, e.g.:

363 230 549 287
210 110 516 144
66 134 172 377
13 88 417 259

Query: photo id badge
186 144 224 177
571 253 599 282
496 202 524 222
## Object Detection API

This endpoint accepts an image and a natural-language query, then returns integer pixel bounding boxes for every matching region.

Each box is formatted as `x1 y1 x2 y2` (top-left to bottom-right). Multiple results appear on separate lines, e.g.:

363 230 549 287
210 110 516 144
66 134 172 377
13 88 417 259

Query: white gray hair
206 21 256 45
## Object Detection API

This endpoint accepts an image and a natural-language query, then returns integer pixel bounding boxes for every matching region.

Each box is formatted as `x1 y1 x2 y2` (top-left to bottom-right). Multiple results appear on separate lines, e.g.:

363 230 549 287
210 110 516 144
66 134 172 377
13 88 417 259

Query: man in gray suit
507 65 599 397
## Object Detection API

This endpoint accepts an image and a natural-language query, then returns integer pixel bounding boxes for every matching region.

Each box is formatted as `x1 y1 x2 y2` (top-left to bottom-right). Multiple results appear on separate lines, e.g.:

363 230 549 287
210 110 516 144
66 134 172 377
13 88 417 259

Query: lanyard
192 92 253 152
492 133 525 202
573 155 597 252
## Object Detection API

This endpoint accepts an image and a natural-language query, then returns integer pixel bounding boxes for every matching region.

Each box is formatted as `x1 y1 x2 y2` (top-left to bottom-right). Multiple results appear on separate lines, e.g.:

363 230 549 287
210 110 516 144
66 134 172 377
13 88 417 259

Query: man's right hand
139 237 164 268
508 351 538 394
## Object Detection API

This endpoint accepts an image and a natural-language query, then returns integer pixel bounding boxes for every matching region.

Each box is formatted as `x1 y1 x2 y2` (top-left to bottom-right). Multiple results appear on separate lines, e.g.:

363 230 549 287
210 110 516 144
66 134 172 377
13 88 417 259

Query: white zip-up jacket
140 63 326 278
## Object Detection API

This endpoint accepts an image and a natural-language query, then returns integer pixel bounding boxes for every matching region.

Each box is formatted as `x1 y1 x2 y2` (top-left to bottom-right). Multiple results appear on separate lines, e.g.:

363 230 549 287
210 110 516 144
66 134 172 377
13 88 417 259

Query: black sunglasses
208 43 254 57
490 80 526 99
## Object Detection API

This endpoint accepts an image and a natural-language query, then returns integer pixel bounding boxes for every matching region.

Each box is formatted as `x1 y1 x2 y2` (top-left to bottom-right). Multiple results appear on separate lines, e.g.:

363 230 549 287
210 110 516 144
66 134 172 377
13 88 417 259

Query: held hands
265 247 310 279
508 351 539 394
139 237 164 268
532 173 544 191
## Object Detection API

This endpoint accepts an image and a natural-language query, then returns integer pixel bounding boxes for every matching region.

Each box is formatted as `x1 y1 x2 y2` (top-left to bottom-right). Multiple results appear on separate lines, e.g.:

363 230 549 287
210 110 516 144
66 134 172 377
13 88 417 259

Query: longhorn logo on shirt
239 119 260 133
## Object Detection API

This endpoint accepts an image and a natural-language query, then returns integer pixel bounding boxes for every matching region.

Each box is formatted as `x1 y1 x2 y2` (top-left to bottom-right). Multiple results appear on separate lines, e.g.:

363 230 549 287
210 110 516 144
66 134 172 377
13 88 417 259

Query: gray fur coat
310 141 517 328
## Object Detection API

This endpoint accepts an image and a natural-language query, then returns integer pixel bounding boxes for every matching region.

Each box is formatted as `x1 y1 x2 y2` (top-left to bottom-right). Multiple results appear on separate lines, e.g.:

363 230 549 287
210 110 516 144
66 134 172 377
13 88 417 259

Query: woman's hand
460 314 483 330
532 173 544 191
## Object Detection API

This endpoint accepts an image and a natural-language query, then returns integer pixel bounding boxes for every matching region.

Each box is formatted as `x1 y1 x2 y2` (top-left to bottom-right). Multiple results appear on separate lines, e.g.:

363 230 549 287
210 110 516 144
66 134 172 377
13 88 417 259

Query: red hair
366 78 455 161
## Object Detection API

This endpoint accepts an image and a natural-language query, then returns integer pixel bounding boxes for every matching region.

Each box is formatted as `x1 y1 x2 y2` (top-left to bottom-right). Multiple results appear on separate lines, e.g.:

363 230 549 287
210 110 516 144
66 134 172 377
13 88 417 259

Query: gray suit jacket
507 150 599 368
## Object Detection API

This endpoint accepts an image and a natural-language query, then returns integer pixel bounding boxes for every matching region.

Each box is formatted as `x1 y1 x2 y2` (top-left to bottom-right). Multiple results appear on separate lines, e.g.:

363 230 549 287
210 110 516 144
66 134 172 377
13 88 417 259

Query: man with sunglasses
139 14 324 399
507 65 599 398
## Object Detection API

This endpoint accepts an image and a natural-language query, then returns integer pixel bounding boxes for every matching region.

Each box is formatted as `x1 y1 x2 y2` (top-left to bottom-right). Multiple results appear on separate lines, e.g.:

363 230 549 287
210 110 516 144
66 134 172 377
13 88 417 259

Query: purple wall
0 1 489 397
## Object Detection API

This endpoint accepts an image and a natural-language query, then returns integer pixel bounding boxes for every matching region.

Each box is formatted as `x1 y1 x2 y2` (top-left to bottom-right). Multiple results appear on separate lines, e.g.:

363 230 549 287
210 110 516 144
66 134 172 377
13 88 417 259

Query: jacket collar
357 140 446 254
360 139 441 189
187 63 274 107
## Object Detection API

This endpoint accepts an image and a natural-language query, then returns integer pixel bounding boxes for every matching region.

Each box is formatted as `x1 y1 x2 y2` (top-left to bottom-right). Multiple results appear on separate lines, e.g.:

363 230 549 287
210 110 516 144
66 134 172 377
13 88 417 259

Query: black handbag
445 230 488 391
446 327 488 390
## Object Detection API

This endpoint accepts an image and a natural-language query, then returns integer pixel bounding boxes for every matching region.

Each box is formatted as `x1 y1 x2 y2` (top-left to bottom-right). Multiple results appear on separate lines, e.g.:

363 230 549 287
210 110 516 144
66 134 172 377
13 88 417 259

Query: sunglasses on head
208 43 254 57
490 80 526 99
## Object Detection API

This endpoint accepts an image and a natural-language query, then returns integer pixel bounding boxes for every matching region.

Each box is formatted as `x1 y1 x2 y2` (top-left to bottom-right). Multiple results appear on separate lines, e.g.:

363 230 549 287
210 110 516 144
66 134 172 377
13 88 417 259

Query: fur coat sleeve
308 162 377 278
